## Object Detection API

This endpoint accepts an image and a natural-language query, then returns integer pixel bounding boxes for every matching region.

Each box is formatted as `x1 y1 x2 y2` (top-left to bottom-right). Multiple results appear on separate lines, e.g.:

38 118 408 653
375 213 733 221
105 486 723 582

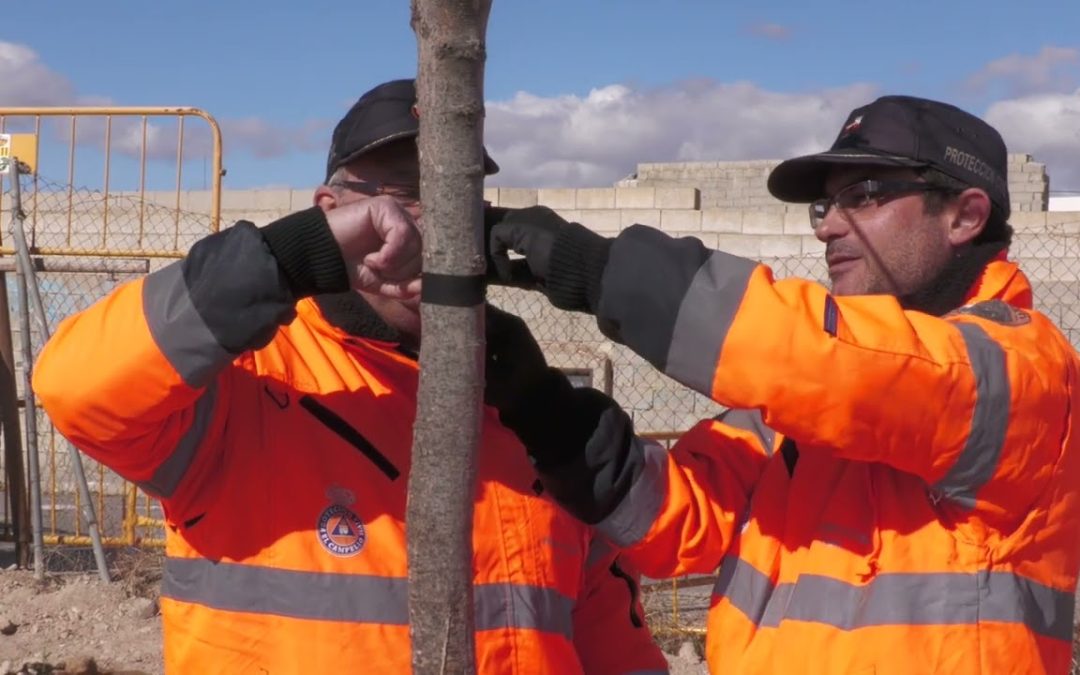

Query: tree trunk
407 1 493 674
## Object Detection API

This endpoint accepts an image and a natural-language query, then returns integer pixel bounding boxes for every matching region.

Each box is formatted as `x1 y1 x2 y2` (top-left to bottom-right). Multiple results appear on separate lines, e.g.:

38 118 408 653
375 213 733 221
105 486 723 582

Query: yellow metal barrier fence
0 107 223 258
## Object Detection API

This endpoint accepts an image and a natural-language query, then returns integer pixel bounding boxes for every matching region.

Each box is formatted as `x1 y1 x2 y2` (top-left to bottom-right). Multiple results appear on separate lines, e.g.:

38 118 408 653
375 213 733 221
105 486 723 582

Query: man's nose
814 207 851 243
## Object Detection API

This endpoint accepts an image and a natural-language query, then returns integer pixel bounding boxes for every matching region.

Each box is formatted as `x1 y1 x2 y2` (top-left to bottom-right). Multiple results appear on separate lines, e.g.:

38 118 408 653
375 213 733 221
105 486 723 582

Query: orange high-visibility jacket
32 217 669 675
544 224 1080 675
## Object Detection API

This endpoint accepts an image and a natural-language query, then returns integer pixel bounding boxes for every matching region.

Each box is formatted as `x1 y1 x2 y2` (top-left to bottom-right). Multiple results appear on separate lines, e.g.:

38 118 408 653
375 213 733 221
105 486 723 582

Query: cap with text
767 95 1010 218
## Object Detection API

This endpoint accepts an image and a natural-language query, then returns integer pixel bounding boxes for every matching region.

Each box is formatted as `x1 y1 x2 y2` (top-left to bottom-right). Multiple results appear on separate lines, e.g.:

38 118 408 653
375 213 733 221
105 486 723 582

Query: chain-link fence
0 172 218 557
3 172 1080 638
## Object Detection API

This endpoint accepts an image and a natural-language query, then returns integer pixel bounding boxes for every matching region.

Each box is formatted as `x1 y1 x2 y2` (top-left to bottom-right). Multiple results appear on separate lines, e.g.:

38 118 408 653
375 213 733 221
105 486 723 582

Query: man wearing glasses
32 79 670 674
479 96 1080 673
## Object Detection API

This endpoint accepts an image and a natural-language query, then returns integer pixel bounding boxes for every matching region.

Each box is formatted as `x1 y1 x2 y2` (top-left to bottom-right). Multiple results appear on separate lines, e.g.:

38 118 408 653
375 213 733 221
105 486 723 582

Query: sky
3 0 1080 194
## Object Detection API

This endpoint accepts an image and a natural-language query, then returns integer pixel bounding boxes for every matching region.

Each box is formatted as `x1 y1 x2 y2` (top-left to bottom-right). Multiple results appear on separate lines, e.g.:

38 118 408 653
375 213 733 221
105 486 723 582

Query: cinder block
660 209 703 232
801 235 826 256
537 188 577 210
759 235 802 258
621 209 662 228
576 188 616 210
578 209 622 233
222 189 293 212
1010 213 1048 232
700 208 742 233
1046 213 1080 234
615 187 656 209
714 234 762 259
1050 258 1080 282
783 208 812 234
290 189 317 211
497 188 538 208
740 209 786 235
652 385 700 413
655 187 700 210
220 209 287 228
553 209 582 224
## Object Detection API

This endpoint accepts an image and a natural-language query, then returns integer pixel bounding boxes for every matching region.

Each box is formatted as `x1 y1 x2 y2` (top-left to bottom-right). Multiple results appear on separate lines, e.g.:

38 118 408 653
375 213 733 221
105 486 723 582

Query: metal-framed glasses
329 178 421 205
809 180 956 229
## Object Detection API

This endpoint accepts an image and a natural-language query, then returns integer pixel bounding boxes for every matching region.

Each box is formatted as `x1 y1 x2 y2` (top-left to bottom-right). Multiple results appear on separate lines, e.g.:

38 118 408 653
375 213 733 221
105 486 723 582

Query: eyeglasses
809 180 956 229
329 178 421 205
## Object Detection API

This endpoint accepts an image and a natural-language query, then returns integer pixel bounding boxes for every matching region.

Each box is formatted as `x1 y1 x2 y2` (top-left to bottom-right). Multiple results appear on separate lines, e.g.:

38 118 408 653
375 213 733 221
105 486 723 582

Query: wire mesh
2 172 1079 637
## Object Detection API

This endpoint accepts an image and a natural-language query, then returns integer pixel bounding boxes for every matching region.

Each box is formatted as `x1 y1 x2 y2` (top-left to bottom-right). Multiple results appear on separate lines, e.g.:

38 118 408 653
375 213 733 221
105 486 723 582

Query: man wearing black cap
32 78 670 674
478 95 1080 673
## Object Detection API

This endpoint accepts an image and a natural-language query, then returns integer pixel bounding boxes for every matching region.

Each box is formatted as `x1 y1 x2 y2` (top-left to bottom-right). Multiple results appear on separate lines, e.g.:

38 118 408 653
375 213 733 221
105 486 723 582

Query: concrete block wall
617 153 1051 213
7 155 1075 435
1008 154 1050 212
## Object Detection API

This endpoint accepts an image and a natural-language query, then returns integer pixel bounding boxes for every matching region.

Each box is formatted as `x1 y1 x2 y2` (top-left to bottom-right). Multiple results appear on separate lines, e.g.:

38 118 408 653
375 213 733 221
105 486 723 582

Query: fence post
9 162 111 582
0 268 29 569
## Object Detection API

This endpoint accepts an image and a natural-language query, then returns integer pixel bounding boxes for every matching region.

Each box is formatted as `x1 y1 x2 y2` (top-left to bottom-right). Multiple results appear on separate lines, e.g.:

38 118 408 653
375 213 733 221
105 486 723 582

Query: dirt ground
0 549 164 675
0 548 707 675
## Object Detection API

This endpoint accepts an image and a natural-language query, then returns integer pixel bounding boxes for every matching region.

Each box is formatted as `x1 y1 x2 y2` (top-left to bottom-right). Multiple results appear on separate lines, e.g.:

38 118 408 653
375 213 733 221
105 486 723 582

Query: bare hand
325 196 422 297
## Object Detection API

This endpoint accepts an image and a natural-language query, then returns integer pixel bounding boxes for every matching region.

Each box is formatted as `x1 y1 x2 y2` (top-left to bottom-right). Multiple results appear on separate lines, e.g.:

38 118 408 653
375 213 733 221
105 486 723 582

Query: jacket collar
963 254 1033 309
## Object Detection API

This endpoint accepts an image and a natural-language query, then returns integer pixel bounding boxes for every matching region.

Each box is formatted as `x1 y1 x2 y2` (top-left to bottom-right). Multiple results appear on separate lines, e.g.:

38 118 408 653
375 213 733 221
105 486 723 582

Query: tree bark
407 1 493 674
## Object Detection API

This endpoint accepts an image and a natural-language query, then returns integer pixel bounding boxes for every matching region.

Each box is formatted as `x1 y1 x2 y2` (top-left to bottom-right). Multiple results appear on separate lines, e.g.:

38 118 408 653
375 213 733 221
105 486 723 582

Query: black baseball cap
325 78 499 182
767 95 1010 218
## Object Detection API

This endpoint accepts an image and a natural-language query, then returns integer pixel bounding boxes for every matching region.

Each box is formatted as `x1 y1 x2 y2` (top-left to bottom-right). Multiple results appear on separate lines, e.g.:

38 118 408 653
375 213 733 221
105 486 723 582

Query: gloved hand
486 206 568 287
483 206 539 289
487 206 613 313
483 305 552 413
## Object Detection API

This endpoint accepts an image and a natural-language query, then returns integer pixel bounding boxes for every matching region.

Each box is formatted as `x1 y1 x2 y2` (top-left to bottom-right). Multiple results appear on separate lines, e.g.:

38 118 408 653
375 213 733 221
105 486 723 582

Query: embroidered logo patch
317 504 367 557
947 299 1030 326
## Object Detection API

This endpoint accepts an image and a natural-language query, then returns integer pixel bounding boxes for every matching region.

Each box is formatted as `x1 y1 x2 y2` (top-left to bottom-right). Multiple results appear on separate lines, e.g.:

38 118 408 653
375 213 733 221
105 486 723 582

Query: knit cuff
545 222 612 313
261 206 350 298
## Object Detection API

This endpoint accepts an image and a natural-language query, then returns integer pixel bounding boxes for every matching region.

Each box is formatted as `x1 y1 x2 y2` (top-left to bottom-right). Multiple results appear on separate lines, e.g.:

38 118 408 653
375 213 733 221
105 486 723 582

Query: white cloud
0 41 326 168
984 90 1080 191
483 80 879 187
0 42 74 107
965 45 1080 97
746 22 792 41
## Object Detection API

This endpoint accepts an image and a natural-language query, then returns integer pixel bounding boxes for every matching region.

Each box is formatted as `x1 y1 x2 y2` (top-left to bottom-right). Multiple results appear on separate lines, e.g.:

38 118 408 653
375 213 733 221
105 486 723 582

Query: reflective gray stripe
713 556 1073 641
136 381 218 498
932 322 1011 509
474 581 574 638
664 251 757 395
712 554 775 627
143 261 232 388
162 557 574 637
596 440 669 548
585 536 614 570
717 408 774 456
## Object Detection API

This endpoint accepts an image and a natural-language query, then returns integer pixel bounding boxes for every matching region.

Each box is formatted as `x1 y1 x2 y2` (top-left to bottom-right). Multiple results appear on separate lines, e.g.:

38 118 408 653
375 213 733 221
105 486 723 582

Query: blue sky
3 0 1080 192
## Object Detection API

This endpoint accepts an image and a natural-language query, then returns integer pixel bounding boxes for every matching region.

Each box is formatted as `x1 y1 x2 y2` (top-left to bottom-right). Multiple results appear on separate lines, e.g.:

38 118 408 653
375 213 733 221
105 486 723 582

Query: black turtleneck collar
899 240 1008 316
313 291 414 353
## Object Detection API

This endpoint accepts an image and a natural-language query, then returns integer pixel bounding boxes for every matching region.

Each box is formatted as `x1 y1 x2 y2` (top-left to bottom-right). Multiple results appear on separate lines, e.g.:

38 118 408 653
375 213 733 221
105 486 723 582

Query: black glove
486 206 565 285
483 206 539 289
483 305 619 475
487 206 613 312
483 305 553 413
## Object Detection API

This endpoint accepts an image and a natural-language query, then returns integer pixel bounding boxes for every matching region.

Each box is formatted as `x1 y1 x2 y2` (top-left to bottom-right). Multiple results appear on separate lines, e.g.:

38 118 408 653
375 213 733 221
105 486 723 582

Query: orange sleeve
32 274 231 523
596 226 1076 516
32 221 306 524
594 413 770 580
711 272 1074 512
572 536 669 675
